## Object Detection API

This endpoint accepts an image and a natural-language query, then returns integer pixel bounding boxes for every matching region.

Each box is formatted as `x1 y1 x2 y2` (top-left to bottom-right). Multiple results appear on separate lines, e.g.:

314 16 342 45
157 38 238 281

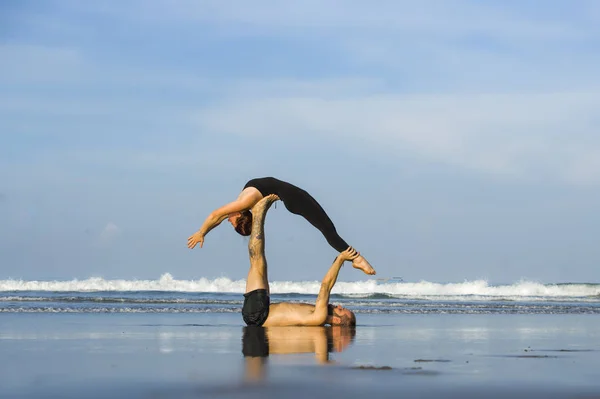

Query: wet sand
1 313 599 398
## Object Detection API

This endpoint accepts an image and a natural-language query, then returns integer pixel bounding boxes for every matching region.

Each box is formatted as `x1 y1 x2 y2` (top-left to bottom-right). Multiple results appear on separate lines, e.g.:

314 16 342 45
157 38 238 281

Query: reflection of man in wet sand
243 326 355 363
242 326 356 382
242 195 369 327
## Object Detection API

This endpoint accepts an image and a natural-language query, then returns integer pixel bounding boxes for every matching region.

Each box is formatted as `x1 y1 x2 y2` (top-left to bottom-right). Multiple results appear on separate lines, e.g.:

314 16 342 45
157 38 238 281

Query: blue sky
1 0 599 284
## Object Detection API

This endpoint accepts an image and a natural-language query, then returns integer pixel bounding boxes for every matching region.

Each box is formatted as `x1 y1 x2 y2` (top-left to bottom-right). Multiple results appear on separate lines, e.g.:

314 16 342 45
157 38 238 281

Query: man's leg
242 195 278 326
245 195 277 294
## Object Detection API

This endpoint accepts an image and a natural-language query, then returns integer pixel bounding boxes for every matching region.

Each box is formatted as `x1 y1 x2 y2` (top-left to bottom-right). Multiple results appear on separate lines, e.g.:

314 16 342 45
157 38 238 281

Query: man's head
228 210 253 236
327 304 356 326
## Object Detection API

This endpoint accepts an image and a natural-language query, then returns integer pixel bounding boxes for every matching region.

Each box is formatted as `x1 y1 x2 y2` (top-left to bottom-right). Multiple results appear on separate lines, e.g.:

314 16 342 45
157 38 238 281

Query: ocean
1 273 599 314
2 275 600 398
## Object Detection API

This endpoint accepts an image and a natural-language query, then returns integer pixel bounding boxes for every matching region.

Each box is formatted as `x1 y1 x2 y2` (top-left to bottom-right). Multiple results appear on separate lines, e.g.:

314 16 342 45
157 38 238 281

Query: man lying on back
241 194 366 327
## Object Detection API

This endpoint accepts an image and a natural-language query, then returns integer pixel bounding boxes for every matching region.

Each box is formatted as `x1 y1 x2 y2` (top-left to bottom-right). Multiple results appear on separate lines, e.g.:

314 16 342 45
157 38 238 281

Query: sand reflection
242 326 356 382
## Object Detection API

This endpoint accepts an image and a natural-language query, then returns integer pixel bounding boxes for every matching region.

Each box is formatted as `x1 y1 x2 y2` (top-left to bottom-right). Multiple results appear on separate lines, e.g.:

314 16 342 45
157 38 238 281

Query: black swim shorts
242 289 270 326
242 326 269 357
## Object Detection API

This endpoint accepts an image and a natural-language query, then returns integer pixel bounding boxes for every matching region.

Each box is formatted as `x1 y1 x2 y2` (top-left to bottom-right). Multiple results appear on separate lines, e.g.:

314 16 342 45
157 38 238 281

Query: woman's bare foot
352 255 376 275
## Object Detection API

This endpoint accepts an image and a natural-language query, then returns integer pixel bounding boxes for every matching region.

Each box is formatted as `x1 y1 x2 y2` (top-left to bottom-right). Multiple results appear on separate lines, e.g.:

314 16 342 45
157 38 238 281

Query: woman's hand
187 231 205 249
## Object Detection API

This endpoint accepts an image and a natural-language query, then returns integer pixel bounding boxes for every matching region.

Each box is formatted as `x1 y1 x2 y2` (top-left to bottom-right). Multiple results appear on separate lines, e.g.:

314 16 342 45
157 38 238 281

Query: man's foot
265 194 279 205
252 194 279 214
352 255 376 275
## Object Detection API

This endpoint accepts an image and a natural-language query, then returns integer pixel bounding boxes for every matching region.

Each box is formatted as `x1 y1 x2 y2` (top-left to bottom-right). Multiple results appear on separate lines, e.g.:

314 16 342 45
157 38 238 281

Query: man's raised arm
308 247 360 325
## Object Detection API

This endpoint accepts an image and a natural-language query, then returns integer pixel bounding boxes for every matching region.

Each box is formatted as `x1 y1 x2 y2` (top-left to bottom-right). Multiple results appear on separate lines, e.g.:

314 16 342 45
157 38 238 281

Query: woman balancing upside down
187 177 376 275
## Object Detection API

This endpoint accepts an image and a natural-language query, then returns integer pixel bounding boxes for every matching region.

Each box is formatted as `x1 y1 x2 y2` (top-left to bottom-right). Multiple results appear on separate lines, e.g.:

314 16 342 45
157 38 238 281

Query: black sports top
243 177 305 200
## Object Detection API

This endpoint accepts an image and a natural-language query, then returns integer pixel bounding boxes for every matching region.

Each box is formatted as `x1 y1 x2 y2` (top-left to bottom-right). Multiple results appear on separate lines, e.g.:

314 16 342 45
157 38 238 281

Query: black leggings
245 177 351 253
281 188 350 253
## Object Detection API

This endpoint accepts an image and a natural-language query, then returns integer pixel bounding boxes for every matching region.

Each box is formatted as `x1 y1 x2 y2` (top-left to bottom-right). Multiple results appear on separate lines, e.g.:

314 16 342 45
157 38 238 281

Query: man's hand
187 231 205 249
340 247 360 262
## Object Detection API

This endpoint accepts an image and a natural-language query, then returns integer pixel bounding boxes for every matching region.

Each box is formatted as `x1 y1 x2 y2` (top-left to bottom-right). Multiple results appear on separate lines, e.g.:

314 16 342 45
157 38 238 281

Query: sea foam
1 273 598 299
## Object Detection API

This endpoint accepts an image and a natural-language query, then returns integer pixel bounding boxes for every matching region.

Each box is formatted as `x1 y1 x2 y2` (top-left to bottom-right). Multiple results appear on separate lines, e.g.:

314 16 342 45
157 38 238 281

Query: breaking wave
1 273 599 300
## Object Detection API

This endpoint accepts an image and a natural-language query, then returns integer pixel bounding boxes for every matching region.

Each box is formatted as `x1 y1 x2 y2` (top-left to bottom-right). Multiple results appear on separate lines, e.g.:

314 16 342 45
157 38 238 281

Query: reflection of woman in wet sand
187 177 375 275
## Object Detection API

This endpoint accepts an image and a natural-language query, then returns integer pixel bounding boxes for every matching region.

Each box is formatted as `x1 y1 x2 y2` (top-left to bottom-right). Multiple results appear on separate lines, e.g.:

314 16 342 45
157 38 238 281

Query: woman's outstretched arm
187 191 261 249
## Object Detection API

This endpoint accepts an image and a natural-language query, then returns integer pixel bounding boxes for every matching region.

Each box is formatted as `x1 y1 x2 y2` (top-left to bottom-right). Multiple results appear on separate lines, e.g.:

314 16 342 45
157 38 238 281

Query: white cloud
563 150 600 185
0 44 83 84
100 0 591 40
193 87 600 184
0 44 210 90
3 2 598 187
97 222 120 246
8 1 597 63
52 0 598 61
